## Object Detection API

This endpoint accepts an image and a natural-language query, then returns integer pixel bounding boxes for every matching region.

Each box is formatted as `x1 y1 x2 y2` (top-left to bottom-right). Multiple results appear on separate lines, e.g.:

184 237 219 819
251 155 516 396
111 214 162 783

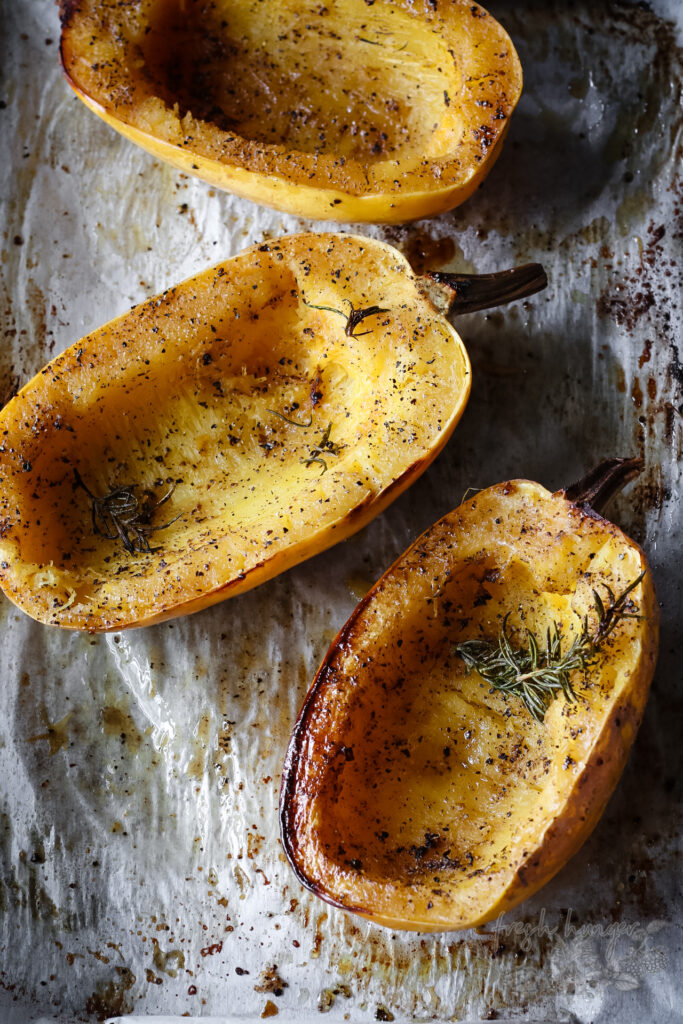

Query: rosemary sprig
74 469 181 555
302 298 389 337
453 572 645 723
301 422 344 474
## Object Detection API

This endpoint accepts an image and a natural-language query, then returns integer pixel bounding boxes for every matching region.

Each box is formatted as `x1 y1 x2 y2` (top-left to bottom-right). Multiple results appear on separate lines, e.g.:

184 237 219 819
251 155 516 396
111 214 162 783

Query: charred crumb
318 982 351 1012
254 965 288 997
318 989 334 1013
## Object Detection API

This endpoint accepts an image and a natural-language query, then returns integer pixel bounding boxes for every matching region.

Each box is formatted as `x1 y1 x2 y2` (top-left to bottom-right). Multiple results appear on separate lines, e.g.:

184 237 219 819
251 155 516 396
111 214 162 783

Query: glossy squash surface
280 475 659 931
0 234 470 630
59 0 522 223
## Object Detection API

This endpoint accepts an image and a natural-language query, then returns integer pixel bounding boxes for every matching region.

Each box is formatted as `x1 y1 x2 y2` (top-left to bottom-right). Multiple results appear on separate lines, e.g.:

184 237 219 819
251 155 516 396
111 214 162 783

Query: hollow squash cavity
0 234 470 630
143 0 459 164
280 479 659 931
60 0 522 221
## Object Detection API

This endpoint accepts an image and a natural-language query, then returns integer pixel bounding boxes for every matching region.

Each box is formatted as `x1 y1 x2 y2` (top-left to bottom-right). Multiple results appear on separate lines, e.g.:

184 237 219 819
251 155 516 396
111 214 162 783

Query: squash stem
425 263 548 316
561 457 643 514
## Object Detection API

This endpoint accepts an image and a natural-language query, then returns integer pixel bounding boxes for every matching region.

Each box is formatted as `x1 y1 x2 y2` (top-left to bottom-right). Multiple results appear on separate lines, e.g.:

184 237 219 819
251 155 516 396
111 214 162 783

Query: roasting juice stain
639 337 653 369
246 831 265 860
0 370 19 410
151 940 185 977
593 200 682 534
213 719 232 775
24 280 51 366
630 463 666 525
383 224 479 275
311 912 328 959
233 862 249 898
24 873 59 923
85 966 136 1021
595 223 664 331
345 572 375 602
281 868 564 1015
401 234 456 275
87 947 111 964
26 708 72 756
616 188 654 237
101 704 144 753
575 214 611 246
28 839 45 864
0 277 36 407
188 711 211 779
312 921 560 1019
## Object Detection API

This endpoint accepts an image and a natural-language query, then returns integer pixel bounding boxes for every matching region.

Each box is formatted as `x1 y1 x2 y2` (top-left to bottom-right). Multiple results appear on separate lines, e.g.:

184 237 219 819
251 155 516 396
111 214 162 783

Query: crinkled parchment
0 1 681 1022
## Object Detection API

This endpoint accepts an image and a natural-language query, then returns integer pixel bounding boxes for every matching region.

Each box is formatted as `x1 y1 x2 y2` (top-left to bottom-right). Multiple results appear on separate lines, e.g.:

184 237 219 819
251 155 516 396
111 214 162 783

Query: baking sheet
0 1 682 1021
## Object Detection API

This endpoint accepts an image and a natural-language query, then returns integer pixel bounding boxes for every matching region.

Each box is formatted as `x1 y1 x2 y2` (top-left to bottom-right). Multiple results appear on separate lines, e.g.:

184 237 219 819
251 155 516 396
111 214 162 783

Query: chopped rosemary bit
74 469 181 555
266 408 343 474
302 297 389 337
301 422 344 475
453 572 645 723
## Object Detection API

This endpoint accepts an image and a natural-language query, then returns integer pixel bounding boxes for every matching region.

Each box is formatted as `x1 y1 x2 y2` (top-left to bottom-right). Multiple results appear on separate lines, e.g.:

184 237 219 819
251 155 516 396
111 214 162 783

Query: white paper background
0 1 681 1022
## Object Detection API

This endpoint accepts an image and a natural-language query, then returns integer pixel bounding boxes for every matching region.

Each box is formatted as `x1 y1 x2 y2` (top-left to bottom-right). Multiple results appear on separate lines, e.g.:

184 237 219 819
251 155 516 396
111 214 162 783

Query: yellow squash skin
0 234 470 631
280 479 659 931
59 0 522 224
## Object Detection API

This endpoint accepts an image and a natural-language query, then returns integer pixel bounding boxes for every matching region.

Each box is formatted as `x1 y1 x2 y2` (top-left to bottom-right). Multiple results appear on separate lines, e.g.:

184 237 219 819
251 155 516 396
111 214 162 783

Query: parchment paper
0 1 681 1022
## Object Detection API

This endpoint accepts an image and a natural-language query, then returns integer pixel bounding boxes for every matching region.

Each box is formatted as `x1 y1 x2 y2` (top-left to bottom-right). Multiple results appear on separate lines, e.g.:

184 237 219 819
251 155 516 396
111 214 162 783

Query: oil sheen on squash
280 480 659 931
0 234 470 630
59 0 522 222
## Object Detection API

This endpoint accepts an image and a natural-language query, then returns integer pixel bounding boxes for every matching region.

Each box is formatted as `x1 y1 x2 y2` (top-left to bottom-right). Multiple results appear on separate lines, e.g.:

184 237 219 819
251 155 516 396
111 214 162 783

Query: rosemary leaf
267 409 313 428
